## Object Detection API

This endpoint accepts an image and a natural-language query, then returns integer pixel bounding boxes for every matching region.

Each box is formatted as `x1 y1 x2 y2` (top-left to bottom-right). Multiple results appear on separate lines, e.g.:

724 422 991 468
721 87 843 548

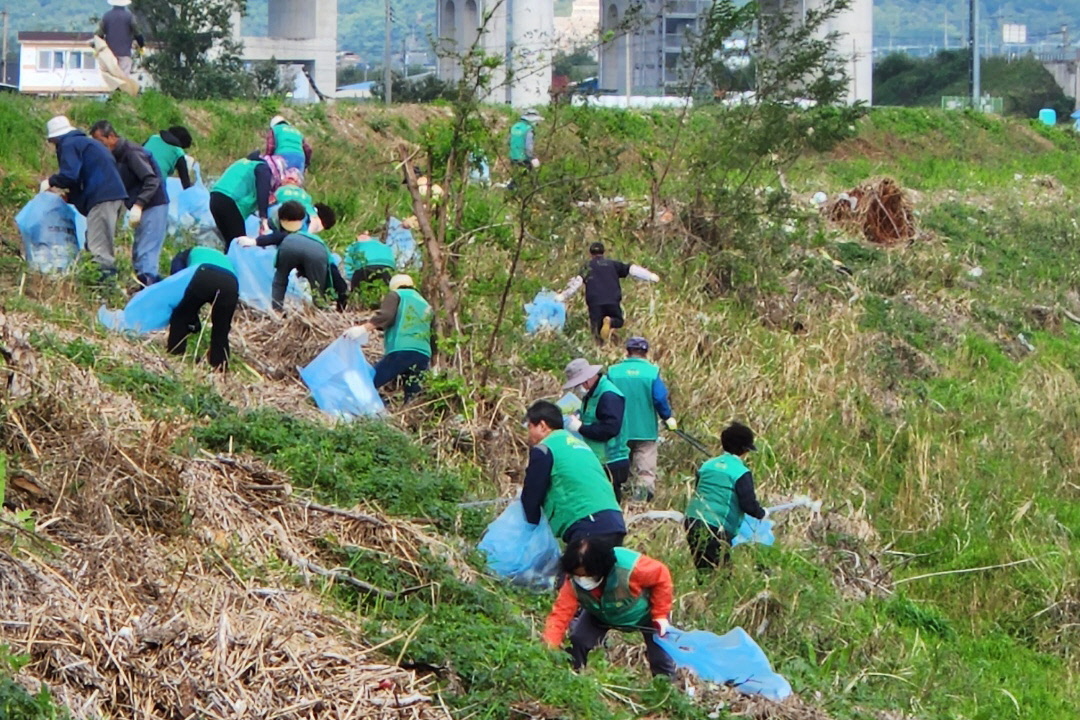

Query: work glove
128 205 143 227
664 417 678 431
554 292 565 303
39 178 51 193
652 618 671 637
530 158 541 169
762 507 771 520
343 326 369 344
236 236 257 248
259 219 270 236
567 415 583 433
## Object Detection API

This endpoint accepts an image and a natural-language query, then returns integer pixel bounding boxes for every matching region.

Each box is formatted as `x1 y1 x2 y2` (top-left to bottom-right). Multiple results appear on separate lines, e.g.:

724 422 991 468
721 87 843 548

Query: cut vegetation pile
0 312 455 720
825 177 917 245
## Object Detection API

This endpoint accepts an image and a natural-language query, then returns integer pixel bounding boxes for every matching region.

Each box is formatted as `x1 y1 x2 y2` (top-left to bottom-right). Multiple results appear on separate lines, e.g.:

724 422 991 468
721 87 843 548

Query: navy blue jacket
111 138 167 210
48 131 127 216
580 256 631 306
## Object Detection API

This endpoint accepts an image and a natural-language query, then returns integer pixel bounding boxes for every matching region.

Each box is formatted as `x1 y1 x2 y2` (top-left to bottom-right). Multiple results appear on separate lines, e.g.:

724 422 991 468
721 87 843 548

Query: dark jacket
111 137 167 210
581 256 631 306
48 130 128 216
98 7 144 58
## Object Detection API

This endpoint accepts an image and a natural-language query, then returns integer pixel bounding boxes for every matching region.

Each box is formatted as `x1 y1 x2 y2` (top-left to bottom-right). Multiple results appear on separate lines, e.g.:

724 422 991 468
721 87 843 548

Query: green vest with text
539 430 621 539
581 375 630 465
573 548 652 628
685 453 749 535
385 288 433 357
607 358 661 442
273 123 305 156
274 184 316 215
188 246 235 274
346 239 396 276
212 159 259 218
144 134 184 177
509 120 532 161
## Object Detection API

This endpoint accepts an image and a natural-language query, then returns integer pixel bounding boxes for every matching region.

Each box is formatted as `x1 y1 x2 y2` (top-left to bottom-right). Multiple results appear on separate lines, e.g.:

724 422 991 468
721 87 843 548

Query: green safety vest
608 358 662 442
273 123 305 156
539 429 621 539
685 453 750 536
144 134 184 177
509 120 532 162
188 246 235 274
573 547 652 629
385 288 433 357
581 375 630 464
274 184 316 215
212 159 260 218
345 239 396 276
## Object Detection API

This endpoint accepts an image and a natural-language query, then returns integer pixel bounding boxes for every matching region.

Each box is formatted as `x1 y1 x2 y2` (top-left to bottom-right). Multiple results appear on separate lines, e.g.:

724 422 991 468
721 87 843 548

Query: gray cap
521 108 542 123
562 358 602 390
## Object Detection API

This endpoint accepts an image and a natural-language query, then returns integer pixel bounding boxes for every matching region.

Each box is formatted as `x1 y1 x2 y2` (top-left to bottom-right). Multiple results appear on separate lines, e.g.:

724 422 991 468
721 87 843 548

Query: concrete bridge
1038 51 1080 110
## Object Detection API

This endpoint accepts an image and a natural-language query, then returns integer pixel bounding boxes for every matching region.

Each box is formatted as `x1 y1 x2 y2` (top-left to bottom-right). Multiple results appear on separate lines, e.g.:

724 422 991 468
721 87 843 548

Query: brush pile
824 178 916 246
0 312 454 720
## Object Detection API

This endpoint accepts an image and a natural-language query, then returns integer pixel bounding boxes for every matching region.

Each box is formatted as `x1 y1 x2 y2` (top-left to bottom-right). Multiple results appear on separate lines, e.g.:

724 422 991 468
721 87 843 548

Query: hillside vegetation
1 93 1080 720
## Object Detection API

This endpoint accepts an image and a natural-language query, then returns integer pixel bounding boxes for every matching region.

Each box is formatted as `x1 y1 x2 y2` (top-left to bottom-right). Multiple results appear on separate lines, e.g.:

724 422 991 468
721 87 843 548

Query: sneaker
600 316 612 342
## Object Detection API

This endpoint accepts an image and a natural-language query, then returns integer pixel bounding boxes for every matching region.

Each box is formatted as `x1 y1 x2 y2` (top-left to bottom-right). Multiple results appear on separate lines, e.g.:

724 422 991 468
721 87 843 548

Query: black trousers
605 459 630 504
684 518 734 570
587 302 625 337
209 192 247 249
569 612 676 677
168 265 239 369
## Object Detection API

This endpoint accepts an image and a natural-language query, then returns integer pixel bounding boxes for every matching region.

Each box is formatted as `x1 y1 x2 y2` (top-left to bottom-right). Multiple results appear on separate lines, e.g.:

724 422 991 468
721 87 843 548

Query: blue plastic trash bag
733 516 776 547
16 192 83 273
298 337 386 419
386 217 421 269
227 244 311 313
468 152 491 185
98 266 198 333
244 214 261 238
166 177 184 232
525 289 566 334
656 627 792 701
477 499 560 590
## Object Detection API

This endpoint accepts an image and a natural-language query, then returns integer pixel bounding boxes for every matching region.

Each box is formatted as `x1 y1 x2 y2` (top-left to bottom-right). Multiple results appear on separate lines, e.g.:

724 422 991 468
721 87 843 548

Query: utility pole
383 0 392 104
969 0 980 106
1 9 8 86
944 9 949 50
624 31 631 106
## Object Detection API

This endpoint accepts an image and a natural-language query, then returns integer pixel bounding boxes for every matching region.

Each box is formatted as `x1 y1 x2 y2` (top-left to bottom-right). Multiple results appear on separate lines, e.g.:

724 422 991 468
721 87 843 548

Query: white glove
259 219 270 236
567 416 583 433
554 292 565 303
629 264 660 283
762 508 771 519
664 417 678 431
652 618 671 637
343 326 369 344
530 158 541 169
128 205 143 227
39 179 51 192
236 236 257 248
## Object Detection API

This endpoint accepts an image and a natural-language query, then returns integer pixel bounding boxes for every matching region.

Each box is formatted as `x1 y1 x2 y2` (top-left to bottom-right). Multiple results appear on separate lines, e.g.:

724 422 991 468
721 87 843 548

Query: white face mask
573 385 588 399
573 576 603 591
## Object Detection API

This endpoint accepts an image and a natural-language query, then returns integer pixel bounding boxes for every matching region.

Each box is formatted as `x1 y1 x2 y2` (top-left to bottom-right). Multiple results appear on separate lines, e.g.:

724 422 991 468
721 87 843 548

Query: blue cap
626 337 649 352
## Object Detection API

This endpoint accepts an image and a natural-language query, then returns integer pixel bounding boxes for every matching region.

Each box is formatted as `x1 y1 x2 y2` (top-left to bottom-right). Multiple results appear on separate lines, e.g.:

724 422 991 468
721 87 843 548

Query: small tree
134 0 253 100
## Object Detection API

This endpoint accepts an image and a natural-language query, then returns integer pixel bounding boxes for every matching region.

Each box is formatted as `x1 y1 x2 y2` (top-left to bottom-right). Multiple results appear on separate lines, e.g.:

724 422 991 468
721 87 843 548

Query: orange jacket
542 554 673 647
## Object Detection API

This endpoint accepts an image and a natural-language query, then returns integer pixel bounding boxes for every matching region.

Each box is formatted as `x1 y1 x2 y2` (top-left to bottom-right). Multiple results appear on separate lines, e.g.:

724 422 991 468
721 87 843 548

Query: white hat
521 108 542 122
108 0 132 6
562 358 602 390
270 115 287 127
46 115 75 140
389 274 415 291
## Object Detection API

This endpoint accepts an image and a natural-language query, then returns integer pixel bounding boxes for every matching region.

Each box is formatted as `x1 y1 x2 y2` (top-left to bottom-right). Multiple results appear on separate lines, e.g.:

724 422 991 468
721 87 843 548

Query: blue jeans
373 350 430 402
133 203 168 279
278 151 306 173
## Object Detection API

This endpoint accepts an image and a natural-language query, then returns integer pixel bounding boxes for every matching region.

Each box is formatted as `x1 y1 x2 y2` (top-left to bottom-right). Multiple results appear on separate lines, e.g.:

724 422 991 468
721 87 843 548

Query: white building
17 31 150 95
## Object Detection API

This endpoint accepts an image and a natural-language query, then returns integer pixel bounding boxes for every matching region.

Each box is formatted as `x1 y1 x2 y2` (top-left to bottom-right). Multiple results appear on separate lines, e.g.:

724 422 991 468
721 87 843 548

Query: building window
37 50 51 70
53 51 65 69
70 51 83 69
84 52 96 70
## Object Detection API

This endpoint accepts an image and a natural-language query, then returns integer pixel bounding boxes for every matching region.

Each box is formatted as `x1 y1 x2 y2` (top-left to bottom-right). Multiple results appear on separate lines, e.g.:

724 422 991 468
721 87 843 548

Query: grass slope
1 93 1080 719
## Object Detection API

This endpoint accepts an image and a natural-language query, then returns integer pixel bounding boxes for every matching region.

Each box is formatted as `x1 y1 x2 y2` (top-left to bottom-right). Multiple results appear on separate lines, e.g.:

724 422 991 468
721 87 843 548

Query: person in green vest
344 232 397 297
509 108 542 169
237 200 347 312
144 126 194 189
521 400 626 545
166 246 239 370
608 337 677 502
684 422 767 571
266 115 312 172
349 274 434 403
542 536 675 678
563 358 631 502
210 155 284 249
